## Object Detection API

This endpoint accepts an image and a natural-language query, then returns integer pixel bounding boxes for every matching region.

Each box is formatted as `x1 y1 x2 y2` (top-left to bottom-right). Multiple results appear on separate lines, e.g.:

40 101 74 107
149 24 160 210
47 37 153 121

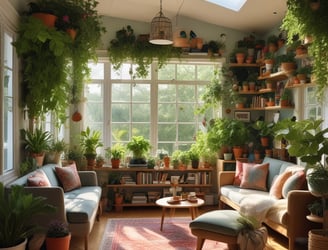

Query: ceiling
13 0 287 35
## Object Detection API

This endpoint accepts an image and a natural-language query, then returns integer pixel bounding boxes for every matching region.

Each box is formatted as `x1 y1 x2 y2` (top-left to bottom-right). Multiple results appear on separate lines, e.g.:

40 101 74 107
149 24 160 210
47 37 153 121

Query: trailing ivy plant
196 65 239 114
108 25 181 79
281 0 328 100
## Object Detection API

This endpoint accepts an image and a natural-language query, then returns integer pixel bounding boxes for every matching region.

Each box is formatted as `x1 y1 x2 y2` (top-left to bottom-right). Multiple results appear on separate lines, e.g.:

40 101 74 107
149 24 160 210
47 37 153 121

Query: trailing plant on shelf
108 25 181 79
13 0 106 123
281 0 328 100
196 66 238 114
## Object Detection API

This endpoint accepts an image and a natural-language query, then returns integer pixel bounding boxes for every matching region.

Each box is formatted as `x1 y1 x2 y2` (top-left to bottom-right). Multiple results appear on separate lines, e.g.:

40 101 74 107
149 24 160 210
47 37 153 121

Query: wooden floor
69 205 308 250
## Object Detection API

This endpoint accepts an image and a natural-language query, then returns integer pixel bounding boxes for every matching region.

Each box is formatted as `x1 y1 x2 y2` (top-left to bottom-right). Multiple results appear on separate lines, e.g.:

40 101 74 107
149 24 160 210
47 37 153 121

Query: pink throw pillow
240 163 270 191
27 170 51 187
269 171 292 199
55 163 81 192
233 161 255 186
282 170 306 198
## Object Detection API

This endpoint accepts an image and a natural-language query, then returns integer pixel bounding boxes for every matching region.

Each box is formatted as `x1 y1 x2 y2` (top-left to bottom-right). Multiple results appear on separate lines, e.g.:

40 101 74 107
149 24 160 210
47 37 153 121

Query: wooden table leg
160 207 166 231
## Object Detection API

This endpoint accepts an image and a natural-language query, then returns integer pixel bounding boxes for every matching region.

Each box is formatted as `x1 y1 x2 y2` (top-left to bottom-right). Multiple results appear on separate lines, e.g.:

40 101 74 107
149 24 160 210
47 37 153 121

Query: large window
84 59 222 155
1 28 15 176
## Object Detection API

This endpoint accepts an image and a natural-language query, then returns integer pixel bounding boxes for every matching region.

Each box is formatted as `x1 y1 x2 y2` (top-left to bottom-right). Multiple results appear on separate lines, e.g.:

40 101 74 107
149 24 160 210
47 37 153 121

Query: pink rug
100 217 228 250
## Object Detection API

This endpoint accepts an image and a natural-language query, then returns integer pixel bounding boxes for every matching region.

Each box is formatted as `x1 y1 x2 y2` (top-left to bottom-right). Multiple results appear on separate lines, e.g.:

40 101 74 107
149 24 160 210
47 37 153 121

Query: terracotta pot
66 29 77 40
281 62 296 72
163 156 170 168
196 38 203 50
280 99 289 107
233 146 243 159
297 74 307 83
235 53 245 64
46 234 71 250
111 158 120 169
235 103 244 109
32 13 57 27
72 111 82 122
32 152 45 167
260 137 270 147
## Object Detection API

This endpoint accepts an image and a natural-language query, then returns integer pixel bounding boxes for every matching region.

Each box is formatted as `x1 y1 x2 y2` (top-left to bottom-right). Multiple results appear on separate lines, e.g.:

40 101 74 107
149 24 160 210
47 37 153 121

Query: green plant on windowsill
126 136 151 164
80 126 103 161
108 25 181 79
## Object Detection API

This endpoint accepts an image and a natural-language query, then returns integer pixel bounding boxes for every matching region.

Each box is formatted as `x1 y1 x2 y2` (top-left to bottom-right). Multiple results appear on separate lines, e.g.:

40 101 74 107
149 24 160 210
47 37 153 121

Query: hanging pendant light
149 0 173 45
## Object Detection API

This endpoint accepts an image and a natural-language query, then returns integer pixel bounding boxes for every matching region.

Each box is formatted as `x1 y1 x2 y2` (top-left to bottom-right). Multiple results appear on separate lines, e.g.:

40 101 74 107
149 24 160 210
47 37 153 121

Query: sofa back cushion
262 157 295 189
240 163 269 191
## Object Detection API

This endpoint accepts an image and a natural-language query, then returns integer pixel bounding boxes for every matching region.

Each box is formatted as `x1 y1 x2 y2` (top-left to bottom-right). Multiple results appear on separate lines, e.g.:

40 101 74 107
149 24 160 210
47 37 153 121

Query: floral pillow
55 163 81 192
27 170 51 187
240 163 270 191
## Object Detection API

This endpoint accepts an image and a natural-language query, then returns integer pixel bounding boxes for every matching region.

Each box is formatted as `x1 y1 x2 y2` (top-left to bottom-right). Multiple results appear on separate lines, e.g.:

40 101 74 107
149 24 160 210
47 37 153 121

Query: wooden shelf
234 106 294 111
237 89 275 95
107 184 213 188
97 167 213 172
258 71 290 81
285 83 316 89
229 63 261 67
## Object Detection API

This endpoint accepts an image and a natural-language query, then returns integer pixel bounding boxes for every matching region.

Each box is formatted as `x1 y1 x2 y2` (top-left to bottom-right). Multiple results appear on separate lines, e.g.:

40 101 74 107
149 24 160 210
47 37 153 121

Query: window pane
177 64 195 80
132 104 150 122
158 84 176 102
178 124 196 141
112 124 129 142
85 103 103 123
158 103 176 122
112 104 130 122
158 64 175 80
178 85 195 102
132 84 150 102
158 124 176 141
178 104 195 122
89 62 104 79
132 124 150 138
3 32 14 172
197 65 215 80
112 84 130 102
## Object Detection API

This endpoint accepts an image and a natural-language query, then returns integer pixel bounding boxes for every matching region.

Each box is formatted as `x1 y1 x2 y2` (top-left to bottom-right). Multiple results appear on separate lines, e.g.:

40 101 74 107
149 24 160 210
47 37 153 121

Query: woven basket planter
309 229 328 250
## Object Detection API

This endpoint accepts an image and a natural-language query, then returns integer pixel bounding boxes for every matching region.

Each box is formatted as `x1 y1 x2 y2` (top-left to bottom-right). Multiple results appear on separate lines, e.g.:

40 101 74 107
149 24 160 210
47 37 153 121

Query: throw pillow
269 171 292 199
240 163 270 191
27 170 51 187
282 170 306 198
233 161 255 186
55 163 81 192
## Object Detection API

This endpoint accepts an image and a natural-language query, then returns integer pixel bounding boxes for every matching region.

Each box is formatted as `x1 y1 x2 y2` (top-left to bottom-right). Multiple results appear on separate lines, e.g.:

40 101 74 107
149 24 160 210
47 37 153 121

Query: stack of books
131 192 147 204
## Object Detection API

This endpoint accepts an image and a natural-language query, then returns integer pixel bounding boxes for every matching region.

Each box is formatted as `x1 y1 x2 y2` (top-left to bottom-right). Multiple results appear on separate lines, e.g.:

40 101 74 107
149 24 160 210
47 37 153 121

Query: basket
309 229 328 250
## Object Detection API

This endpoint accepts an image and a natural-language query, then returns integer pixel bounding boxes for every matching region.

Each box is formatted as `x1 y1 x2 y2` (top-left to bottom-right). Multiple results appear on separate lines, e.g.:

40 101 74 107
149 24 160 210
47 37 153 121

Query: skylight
205 0 247 12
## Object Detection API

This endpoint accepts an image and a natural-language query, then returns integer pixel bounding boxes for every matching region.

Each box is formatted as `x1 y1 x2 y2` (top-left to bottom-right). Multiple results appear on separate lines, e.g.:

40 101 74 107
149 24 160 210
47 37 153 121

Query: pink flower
62 15 70 23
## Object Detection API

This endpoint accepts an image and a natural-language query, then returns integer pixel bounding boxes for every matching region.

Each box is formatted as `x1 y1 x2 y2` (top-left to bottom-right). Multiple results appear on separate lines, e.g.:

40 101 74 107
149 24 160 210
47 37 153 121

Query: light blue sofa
7 164 102 250
218 157 320 250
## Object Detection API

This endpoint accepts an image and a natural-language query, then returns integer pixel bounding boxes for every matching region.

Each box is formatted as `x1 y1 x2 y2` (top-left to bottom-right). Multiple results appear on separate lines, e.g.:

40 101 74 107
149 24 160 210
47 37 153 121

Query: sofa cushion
240 163 269 191
262 157 295 189
189 210 243 236
233 161 255 186
64 186 102 223
41 164 61 186
27 170 51 187
55 163 81 192
269 171 292 199
282 170 306 198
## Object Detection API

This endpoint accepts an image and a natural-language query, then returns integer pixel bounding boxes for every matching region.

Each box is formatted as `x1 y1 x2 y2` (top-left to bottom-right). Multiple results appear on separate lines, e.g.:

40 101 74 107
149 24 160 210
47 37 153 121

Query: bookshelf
96 167 217 211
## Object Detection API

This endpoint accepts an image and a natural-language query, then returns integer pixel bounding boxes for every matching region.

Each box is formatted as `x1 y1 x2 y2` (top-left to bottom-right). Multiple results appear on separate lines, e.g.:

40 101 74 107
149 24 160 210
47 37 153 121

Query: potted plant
274 119 328 228
188 144 200 169
96 155 105 168
108 25 181 79
296 65 312 83
110 143 126 169
46 139 67 164
226 119 250 159
0 183 55 249
80 127 103 168
46 220 71 250
282 0 328 100
280 88 292 107
252 120 274 147
178 151 190 170
237 214 268 249
126 136 151 165
171 150 182 169
275 51 296 73
233 47 247 64
22 128 52 167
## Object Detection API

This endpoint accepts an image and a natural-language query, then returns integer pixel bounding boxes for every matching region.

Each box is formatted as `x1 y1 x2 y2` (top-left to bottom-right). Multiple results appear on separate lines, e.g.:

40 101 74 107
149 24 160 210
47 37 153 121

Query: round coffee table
155 196 204 231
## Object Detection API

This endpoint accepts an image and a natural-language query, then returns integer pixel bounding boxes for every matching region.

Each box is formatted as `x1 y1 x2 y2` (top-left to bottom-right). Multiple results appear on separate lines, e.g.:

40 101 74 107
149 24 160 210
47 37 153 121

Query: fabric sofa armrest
24 186 67 224
219 171 235 188
286 190 319 238
78 171 98 186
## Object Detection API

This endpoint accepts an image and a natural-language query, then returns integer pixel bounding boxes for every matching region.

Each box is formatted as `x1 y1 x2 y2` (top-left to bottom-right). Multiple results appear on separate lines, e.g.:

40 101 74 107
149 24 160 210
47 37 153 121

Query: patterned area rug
100 217 228 250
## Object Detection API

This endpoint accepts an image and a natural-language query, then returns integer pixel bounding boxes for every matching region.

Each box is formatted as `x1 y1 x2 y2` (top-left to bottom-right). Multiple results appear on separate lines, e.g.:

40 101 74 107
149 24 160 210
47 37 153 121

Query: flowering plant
47 220 70 238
